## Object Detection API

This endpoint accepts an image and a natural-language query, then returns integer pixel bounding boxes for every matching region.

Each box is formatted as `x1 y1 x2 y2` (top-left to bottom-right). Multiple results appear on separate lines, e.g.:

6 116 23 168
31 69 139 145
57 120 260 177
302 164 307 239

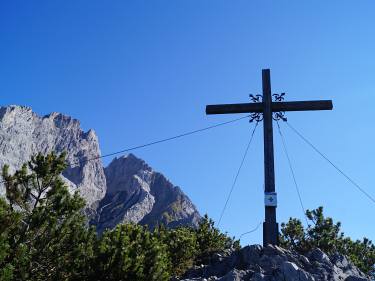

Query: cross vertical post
262 69 278 246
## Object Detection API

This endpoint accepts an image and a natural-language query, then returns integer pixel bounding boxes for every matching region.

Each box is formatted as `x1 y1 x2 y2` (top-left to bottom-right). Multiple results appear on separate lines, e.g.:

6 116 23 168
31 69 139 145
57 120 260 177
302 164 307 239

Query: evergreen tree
195 214 240 265
154 225 197 277
92 224 170 281
280 206 375 277
0 152 95 281
0 153 242 280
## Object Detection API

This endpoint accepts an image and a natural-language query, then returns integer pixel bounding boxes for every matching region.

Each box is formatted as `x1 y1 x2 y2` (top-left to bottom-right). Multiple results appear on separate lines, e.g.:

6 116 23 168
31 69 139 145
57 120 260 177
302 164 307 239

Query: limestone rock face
0 105 201 231
0 105 106 209
92 154 201 233
181 245 371 281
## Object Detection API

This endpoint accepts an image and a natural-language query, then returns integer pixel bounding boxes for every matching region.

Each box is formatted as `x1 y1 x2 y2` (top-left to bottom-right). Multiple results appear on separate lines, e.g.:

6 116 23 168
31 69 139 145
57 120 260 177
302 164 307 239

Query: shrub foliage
0 153 238 281
280 206 375 277
1 153 372 280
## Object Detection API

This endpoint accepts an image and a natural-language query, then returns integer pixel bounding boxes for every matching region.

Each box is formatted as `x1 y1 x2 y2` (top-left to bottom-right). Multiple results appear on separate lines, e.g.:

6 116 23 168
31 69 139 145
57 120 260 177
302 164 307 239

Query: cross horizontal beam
206 100 333 115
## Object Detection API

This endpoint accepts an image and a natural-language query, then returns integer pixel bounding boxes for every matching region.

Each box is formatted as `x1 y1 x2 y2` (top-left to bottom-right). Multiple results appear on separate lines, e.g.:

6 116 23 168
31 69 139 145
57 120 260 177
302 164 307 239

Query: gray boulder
240 245 262 266
278 261 314 281
218 269 250 281
345 277 370 281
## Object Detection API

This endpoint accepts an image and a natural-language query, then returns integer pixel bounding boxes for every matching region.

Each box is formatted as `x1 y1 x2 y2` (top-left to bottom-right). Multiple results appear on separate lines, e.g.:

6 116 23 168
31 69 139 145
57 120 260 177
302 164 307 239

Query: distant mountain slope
92 154 201 233
0 105 106 210
0 105 201 231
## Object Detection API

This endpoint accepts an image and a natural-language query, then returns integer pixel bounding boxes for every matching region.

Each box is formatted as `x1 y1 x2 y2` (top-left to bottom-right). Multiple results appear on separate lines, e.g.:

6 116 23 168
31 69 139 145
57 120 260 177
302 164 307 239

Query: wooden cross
206 69 333 246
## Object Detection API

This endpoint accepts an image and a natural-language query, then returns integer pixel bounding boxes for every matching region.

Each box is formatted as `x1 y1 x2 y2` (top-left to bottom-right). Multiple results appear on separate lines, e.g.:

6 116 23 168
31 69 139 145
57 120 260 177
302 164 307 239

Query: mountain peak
44 111 81 129
0 105 106 208
0 105 200 233
92 154 201 233
113 153 150 168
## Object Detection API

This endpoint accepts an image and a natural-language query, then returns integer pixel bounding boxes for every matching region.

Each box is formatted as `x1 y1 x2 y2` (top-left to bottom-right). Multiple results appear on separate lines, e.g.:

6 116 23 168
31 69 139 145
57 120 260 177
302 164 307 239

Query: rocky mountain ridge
180 244 370 281
92 154 201 233
0 105 200 231
0 105 106 210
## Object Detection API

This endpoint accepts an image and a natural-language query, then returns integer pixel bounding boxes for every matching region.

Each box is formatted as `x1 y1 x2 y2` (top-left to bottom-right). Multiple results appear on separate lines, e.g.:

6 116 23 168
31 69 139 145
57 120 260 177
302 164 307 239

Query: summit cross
206 69 333 246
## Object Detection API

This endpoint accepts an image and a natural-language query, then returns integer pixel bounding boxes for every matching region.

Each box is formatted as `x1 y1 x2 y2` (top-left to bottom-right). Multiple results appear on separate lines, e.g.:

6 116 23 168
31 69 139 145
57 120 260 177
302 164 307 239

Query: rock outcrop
0 105 200 231
0 105 106 210
1 106 370 280
180 245 370 281
92 154 201 233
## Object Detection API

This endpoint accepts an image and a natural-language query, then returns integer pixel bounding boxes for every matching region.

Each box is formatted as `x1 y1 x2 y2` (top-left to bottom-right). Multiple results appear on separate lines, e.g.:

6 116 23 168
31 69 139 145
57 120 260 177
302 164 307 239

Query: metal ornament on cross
205 69 333 246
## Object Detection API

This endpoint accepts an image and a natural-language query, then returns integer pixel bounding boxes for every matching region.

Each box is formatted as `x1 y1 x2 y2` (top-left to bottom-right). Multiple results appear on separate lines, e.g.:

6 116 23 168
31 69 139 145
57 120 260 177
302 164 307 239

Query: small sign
264 192 277 207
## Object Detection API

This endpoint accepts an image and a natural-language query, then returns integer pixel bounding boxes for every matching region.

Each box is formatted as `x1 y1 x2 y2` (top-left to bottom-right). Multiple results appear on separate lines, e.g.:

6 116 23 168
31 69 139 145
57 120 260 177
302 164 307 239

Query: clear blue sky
1 1 374 245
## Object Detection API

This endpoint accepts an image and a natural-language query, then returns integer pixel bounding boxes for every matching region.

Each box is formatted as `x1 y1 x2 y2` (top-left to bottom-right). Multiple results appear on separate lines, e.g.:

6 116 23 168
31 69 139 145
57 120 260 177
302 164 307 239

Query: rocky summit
0 105 106 210
92 154 201 233
0 105 200 231
180 245 370 281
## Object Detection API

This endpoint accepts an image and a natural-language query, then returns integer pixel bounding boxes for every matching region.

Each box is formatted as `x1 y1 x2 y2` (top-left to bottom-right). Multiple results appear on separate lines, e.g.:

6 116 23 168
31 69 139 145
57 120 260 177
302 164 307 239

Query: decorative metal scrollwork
249 94 262 103
272 93 287 122
249 94 263 123
250 112 263 123
272 93 285 102
273 112 287 122
247 93 288 122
